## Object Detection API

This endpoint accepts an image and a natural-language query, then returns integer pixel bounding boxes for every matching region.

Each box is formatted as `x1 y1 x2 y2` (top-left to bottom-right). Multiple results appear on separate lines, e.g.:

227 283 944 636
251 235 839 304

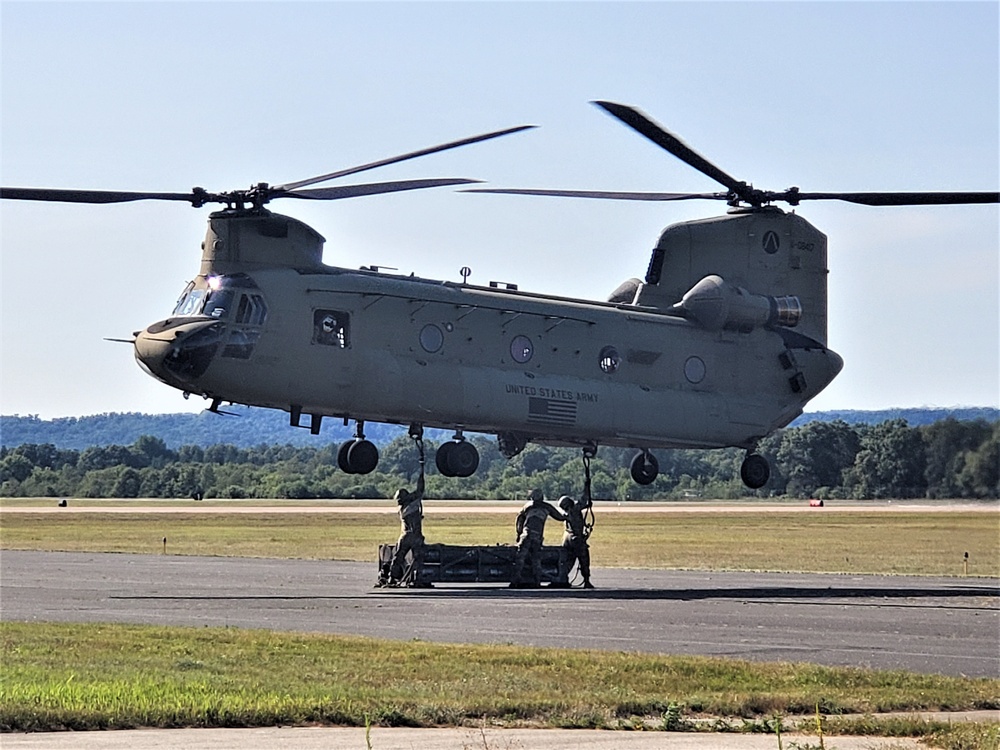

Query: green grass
2 508 997 743
1 508 997 576
2 622 998 734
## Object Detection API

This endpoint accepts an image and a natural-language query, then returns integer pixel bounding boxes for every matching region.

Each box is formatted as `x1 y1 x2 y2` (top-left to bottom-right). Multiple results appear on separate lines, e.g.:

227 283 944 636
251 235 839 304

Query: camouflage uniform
510 489 565 587
388 472 425 585
555 495 593 588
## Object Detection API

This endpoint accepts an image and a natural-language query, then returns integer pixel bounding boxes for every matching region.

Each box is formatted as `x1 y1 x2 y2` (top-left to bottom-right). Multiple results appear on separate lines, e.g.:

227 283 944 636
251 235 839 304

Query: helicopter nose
134 319 224 385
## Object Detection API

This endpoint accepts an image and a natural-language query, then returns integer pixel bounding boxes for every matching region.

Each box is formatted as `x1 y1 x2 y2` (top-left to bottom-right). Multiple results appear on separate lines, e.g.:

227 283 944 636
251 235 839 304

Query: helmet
527 488 544 503
558 495 574 510
394 488 410 504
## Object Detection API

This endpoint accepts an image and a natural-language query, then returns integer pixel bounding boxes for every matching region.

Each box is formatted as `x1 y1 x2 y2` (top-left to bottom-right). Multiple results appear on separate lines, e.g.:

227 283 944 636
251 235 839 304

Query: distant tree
848 420 927 499
776 420 860 497
131 435 174 469
78 444 139 472
377 435 423 482
112 467 142 498
957 424 1000 498
0 453 34 484
177 445 205 463
204 444 245 465
11 443 60 469
921 418 993 498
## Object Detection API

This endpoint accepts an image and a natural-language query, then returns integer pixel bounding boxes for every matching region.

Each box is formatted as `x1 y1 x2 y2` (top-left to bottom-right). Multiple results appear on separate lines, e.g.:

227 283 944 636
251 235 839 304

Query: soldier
551 494 594 589
510 488 565 588
386 455 427 587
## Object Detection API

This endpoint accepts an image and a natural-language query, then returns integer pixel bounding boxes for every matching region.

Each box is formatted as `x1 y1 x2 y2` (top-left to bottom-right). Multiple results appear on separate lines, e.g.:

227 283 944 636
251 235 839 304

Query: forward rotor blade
592 101 753 201
274 125 536 192
1 187 199 204
464 187 727 202
282 178 481 200
788 190 1000 206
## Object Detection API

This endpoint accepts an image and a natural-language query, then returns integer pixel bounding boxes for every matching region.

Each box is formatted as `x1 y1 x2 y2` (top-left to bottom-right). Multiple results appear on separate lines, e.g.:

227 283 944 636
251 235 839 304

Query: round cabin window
684 356 706 384
510 335 533 363
599 346 621 374
419 324 444 353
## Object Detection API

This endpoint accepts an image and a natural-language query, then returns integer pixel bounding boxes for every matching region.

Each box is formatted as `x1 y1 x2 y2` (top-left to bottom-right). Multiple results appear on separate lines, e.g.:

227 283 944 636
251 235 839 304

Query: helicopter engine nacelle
673 275 801 332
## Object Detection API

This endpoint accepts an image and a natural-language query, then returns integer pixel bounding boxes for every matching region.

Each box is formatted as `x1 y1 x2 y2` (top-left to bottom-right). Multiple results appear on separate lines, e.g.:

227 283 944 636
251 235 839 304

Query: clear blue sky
2 1 997 418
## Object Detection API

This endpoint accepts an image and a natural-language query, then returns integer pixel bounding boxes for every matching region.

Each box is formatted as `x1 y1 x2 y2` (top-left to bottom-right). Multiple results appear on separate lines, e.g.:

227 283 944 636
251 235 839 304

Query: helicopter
3 102 996 488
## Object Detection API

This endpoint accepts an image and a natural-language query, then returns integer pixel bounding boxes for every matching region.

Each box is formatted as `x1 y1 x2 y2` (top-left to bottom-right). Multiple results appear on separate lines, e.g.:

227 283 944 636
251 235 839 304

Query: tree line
1 418 997 501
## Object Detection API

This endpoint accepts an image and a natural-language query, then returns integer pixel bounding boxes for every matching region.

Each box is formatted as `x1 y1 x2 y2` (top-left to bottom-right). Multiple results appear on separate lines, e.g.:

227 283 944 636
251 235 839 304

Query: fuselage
133 208 842 453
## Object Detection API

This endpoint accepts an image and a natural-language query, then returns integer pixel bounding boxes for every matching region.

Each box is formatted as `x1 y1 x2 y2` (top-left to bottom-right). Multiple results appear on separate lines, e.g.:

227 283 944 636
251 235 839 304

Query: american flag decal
527 397 577 426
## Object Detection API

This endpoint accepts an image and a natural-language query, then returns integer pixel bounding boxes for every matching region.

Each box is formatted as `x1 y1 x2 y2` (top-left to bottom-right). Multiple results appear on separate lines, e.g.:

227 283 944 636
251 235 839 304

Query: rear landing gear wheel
740 453 770 489
629 450 659 485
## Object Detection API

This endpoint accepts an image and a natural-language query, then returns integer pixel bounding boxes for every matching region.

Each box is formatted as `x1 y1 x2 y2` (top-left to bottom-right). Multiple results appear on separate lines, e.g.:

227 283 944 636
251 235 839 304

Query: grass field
2 621 998 736
1 503 997 577
2 502 997 746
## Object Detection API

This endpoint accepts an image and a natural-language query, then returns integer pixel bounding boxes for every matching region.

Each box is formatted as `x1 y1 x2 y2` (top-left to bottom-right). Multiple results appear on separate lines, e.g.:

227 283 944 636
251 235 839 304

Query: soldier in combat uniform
386 452 427 587
551 494 594 589
510 488 565 588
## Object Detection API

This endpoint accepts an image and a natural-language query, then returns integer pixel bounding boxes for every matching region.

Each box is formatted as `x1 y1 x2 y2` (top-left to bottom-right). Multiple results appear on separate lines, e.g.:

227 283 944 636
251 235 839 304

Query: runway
2 550 997 677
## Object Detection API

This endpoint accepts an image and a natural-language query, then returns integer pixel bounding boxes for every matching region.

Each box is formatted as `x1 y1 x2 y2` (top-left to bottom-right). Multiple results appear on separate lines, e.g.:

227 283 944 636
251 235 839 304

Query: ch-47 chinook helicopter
3 102 997 489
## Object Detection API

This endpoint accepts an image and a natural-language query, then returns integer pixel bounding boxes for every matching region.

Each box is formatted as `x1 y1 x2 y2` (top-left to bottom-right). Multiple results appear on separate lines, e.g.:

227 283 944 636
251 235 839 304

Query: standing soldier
552 494 594 589
510 488 565 588
386 448 427 587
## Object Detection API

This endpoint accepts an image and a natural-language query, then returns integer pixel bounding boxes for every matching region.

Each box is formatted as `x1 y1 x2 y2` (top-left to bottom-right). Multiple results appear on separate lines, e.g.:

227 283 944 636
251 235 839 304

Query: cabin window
510 335 533 363
419 324 444 353
313 309 350 348
599 346 621 374
684 356 706 384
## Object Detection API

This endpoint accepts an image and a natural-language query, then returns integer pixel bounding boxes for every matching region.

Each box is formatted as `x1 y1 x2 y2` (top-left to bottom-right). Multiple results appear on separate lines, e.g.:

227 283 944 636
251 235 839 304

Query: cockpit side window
222 293 268 360
235 294 267 326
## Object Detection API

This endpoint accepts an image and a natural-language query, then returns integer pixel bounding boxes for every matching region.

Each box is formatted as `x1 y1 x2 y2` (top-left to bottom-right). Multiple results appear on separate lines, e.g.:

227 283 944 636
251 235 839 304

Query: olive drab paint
5 101 994 487
133 203 843 468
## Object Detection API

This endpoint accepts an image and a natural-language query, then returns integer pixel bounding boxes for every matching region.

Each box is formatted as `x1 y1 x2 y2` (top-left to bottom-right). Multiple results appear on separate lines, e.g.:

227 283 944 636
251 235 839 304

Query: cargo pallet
377 543 560 585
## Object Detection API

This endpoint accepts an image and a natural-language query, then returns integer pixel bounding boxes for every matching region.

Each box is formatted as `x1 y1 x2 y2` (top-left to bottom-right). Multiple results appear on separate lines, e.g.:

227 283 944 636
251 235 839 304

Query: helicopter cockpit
172 274 267 324
135 274 271 389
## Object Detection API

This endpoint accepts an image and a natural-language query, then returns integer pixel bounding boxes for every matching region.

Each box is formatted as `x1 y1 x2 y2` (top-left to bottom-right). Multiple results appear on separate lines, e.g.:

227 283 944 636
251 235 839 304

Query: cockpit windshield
171 275 260 321
172 282 206 316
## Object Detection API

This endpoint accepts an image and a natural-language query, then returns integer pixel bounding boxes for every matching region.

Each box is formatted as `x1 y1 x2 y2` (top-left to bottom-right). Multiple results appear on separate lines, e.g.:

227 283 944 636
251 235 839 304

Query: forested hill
1 406 997 450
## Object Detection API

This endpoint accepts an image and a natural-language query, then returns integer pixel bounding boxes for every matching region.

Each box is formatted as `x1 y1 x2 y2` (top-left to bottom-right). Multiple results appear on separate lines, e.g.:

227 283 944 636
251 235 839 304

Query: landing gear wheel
347 439 379 475
436 440 480 477
450 440 480 477
629 450 659 485
435 441 456 477
740 453 770 489
337 440 353 473
338 439 379 474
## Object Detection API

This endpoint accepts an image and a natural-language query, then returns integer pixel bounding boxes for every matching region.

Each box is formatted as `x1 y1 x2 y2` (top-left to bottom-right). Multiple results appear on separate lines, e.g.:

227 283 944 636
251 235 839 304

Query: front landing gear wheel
629 450 659 485
435 440 479 477
740 453 770 489
337 438 379 474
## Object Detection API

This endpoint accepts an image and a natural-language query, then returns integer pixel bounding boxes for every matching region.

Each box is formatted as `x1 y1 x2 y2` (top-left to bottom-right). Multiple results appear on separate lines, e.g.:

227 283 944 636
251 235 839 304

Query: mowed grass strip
1 510 997 576
2 622 998 733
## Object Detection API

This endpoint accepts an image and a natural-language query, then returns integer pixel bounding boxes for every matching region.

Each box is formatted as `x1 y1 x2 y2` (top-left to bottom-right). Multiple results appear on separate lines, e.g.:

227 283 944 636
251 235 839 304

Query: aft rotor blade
1 187 199 204
788 190 1000 206
465 187 727 202
592 101 754 200
282 178 481 200
274 125 537 192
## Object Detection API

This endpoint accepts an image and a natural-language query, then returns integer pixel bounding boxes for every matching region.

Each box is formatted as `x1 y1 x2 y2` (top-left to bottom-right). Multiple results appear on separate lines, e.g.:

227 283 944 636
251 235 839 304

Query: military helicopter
3 102 996 488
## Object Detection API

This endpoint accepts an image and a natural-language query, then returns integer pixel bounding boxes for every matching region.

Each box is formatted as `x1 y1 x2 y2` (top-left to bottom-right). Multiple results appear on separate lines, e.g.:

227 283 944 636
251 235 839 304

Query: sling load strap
582 452 595 539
